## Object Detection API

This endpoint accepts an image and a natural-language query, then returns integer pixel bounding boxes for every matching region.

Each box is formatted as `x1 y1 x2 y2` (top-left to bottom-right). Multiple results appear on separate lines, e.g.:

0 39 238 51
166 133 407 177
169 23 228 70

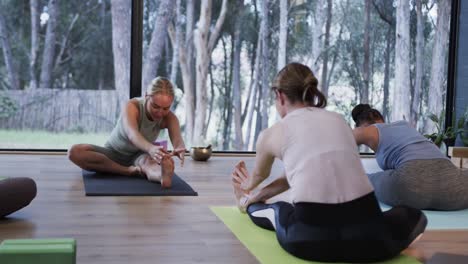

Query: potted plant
424 110 467 149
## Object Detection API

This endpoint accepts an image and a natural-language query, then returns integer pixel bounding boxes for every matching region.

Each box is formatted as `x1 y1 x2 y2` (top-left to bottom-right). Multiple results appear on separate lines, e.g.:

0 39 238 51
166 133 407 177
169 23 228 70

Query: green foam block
0 238 76 264
2 238 76 247
211 206 421 264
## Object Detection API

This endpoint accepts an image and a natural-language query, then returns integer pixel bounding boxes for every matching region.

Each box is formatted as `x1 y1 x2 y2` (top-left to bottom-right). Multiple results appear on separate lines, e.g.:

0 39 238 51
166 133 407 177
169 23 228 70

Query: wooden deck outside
0 154 467 264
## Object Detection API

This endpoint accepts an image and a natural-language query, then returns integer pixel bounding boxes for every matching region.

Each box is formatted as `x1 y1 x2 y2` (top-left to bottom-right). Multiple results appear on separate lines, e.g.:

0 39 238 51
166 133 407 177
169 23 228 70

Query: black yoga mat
82 170 198 196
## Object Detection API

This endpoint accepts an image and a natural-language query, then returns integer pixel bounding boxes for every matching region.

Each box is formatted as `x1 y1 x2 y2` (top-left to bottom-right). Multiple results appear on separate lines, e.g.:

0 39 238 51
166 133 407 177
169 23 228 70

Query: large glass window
0 0 130 149
1 0 454 151
141 0 454 151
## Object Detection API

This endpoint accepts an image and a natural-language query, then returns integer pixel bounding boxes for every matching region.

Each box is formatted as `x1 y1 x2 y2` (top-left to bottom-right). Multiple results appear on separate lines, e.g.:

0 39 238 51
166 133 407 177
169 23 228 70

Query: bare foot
232 181 249 213
160 156 174 188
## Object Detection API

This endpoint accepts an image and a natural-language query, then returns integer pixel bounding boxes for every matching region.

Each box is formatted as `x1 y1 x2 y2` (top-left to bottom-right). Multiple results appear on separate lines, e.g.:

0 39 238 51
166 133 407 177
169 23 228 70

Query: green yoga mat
211 206 421 264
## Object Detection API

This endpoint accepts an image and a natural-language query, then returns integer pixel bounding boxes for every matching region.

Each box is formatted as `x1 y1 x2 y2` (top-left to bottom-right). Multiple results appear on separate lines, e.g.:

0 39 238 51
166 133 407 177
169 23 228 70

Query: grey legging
368 159 468 210
0 177 37 218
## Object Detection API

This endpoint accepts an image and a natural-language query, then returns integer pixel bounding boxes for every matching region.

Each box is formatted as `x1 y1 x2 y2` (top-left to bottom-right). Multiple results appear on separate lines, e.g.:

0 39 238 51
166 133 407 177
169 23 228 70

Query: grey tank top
374 121 447 170
105 97 162 158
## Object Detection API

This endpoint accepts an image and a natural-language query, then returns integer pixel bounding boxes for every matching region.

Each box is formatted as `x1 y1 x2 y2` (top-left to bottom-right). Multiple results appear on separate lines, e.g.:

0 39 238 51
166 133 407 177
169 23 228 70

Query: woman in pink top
231 63 426 262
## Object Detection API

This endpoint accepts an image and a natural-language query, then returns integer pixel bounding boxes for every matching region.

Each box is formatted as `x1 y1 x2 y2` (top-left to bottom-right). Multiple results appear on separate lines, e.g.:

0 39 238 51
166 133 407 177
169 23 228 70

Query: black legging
247 192 426 263
0 177 37 218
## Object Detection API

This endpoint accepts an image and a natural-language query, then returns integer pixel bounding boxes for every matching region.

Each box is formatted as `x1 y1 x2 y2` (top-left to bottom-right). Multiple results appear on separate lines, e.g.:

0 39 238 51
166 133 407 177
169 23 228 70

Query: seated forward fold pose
231 63 427 263
352 104 468 210
68 77 185 188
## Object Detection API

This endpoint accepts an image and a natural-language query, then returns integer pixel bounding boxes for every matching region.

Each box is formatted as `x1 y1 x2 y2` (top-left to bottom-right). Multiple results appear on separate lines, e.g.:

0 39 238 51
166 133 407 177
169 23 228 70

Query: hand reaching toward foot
148 145 170 164
232 160 251 213
232 161 251 191
173 147 186 167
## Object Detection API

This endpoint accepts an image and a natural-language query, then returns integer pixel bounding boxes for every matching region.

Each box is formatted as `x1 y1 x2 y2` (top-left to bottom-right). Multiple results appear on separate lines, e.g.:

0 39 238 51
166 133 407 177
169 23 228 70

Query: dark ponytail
352 104 384 127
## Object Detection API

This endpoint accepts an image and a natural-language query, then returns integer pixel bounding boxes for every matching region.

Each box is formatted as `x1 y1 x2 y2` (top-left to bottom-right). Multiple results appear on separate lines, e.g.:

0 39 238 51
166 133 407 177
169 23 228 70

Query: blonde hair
146 77 175 97
273 63 326 108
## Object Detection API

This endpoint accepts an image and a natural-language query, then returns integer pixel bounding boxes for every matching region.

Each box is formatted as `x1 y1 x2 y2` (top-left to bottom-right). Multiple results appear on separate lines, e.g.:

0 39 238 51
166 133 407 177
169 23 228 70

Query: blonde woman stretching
69 77 185 188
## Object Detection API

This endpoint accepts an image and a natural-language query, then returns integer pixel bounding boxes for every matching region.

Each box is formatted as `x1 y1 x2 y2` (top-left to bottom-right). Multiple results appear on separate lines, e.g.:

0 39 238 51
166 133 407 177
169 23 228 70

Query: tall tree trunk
277 0 288 72
29 0 39 90
141 0 175 93
168 0 195 143
362 0 371 104
373 0 394 121
111 0 131 108
260 0 271 131
98 1 106 90
53 13 79 78
164 36 171 75
232 0 244 150
310 0 325 74
245 35 262 150
392 0 411 122
193 0 228 146
246 87 259 150
205 62 216 136
254 86 263 148
320 0 332 97
427 0 451 133
325 0 348 91
39 0 58 89
169 0 182 84
0 10 19 90
382 26 392 121
412 0 424 127
222 37 232 149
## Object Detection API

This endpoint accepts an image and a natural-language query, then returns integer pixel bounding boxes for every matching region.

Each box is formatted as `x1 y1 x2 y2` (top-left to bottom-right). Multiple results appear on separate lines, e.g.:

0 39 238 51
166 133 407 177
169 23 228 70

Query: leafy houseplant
424 110 467 148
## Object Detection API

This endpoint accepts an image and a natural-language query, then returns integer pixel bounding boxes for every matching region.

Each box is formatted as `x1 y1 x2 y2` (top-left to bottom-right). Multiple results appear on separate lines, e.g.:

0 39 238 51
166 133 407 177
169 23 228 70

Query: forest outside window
0 0 453 152
0 0 130 149
143 0 453 151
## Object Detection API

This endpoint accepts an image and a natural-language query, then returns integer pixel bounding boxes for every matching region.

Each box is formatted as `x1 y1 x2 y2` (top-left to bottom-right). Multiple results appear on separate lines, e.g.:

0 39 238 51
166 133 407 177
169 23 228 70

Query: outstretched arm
166 112 186 163
242 130 276 192
232 162 289 212
231 125 283 212
248 173 289 204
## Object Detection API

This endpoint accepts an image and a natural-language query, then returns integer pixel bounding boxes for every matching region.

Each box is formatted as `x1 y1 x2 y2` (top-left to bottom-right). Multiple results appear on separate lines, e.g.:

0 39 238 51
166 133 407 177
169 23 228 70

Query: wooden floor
0 154 467 264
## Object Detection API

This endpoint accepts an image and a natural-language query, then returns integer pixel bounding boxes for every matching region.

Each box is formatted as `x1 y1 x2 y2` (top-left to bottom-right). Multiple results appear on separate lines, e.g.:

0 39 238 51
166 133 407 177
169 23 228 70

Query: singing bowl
190 147 212 161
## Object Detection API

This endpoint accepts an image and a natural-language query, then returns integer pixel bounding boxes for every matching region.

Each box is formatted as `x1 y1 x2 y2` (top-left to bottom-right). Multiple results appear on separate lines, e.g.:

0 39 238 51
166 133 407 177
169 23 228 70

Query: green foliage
0 0 114 90
424 110 467 147
0 92 17 118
